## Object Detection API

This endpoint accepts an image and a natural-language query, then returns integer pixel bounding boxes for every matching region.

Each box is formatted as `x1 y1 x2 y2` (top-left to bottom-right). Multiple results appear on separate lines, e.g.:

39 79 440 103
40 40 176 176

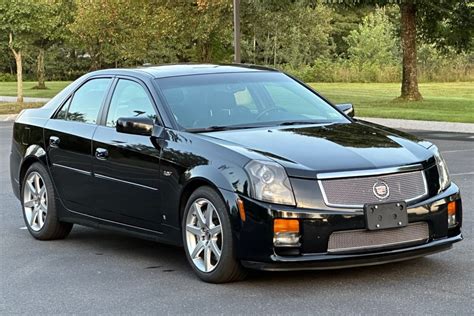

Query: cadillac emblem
373 181 390 199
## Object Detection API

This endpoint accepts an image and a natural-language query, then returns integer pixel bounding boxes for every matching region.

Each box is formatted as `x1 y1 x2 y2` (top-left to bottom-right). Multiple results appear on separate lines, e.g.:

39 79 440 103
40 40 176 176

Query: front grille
327 222 429 254
319 170 427 207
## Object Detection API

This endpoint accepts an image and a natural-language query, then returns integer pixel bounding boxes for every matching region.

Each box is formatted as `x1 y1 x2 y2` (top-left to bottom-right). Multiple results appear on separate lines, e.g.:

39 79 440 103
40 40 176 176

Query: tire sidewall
182 186 238 283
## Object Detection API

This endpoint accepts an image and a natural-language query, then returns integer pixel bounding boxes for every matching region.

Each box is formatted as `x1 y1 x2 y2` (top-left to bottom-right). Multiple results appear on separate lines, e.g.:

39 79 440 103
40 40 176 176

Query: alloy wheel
23 172 48 231
185 198 223 272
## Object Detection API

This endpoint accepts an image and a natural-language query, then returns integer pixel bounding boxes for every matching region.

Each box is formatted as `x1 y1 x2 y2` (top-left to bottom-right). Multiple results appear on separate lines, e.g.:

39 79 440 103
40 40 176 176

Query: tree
31 0 75 89
326 0 473 101
0 1 43 102
344 8 398 68
241 0 333 67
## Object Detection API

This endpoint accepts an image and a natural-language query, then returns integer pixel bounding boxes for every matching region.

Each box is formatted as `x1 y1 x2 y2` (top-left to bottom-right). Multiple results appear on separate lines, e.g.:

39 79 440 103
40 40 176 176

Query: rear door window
66 78 112 124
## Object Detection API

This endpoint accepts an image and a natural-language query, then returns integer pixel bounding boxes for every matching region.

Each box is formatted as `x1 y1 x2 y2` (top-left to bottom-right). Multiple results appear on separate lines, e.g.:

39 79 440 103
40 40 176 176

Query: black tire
182 186 247 283
21 162 73 240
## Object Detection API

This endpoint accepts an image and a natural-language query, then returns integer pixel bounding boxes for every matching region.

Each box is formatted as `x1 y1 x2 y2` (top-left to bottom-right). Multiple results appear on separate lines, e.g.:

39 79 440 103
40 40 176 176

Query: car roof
88 64 278 79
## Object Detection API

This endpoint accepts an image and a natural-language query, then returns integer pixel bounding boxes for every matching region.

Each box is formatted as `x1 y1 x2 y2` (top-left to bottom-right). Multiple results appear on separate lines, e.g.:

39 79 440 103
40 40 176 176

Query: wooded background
1 0 472 102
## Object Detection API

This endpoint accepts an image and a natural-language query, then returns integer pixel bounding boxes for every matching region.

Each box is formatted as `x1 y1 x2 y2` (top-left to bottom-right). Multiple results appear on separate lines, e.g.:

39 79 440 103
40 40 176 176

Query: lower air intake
327 222 429 254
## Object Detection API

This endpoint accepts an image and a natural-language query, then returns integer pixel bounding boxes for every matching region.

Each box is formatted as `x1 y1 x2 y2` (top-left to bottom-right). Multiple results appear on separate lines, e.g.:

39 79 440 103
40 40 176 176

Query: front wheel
182 186 247 283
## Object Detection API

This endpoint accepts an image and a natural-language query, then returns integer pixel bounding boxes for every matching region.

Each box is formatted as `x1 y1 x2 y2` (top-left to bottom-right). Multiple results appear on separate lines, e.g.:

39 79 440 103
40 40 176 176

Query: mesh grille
319 170 427 207
327 222 429 253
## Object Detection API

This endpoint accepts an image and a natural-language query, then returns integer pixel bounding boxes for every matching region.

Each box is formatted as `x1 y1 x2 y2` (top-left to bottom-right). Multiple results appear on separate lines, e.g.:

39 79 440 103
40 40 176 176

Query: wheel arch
19 144 48 190
178 177 222 226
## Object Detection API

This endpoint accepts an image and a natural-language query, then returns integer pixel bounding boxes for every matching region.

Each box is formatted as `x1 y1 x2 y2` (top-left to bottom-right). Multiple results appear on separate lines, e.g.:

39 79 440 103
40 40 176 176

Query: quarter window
106 79 157 127
66 78 111 124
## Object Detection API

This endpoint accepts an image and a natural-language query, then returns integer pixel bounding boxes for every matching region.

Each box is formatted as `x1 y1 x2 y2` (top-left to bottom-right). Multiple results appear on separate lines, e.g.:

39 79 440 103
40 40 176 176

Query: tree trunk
35 48 47 89
8 33 23 103
399 1 422 101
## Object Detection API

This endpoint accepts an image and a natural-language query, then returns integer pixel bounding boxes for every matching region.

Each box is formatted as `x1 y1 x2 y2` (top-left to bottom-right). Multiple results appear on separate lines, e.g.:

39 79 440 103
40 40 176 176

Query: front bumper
242 233 462 271
231 182 463 271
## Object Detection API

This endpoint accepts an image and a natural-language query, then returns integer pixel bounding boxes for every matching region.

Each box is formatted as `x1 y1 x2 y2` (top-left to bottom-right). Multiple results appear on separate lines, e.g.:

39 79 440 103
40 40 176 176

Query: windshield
156 72 349 130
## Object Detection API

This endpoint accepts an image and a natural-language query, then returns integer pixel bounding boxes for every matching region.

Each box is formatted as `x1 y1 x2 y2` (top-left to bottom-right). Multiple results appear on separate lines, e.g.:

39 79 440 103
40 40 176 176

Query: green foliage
0 1 472 83
241 1 333 67
344 7 399 66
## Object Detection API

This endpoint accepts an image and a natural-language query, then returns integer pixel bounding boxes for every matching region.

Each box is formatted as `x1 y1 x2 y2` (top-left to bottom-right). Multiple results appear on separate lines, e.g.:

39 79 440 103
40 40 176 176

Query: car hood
202 122 433 178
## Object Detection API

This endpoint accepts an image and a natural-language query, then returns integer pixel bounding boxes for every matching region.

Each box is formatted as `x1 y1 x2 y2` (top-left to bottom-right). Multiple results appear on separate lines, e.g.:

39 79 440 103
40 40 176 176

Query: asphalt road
1 121 473 315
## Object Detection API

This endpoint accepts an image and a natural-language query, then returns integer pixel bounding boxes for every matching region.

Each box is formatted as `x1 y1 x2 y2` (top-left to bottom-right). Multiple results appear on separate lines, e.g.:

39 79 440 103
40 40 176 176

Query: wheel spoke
209 225 221 236
40 202 48 215
193 203 206 226
205 205 213 228
210 240 221 260
27 180 36 195
204 245 212 271
186 224 202 237
191 241 205 259
24 200 35 208
34 174 41 194
30 209 39 226
38 185 46 198
38 209 44 227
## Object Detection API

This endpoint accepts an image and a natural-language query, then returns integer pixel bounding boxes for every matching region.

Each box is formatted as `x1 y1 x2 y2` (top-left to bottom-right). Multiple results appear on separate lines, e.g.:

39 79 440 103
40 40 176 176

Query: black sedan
10 64 462 283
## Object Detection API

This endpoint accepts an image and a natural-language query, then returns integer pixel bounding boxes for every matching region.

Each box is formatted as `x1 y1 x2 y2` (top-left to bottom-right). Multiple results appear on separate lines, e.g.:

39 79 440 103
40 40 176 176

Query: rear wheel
183 186 247 283
21 163 73 240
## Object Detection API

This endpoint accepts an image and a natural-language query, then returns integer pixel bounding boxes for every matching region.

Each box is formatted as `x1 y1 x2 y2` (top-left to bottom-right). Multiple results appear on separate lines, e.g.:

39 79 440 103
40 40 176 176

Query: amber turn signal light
274 219 299 233
237 198 246 222
447 201 456 216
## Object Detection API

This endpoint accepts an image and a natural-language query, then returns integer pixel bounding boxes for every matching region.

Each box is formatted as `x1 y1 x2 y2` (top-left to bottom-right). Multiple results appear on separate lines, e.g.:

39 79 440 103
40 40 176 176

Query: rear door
44 77 112 215
91 78 162 231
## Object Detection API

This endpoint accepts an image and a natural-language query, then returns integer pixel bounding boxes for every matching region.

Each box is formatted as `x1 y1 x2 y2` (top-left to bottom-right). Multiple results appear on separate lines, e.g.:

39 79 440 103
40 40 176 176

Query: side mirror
116 117 154 136
336 103 355 118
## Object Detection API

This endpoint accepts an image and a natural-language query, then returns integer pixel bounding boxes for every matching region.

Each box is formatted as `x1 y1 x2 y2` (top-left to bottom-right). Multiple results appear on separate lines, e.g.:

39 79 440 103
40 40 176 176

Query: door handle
95 148 109 160
49 136 60 148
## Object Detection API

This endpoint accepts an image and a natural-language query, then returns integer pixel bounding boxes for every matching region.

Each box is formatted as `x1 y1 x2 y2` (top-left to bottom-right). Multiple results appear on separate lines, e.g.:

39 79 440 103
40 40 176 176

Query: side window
106 79 157 127
55 97 71 120
67 78 111 124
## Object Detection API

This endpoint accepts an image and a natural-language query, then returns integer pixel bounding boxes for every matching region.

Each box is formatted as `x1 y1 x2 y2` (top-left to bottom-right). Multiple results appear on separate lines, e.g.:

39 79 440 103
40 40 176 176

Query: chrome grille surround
318 168 428 208
327 222 429 254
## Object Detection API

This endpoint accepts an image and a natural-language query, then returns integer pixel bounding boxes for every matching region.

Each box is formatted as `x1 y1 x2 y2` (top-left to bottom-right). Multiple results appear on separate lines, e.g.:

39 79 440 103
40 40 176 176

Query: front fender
181 163 250 195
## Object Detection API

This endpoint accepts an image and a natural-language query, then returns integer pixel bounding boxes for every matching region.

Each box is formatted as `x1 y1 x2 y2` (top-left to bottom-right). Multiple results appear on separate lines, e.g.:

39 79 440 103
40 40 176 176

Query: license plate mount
364 201 408 230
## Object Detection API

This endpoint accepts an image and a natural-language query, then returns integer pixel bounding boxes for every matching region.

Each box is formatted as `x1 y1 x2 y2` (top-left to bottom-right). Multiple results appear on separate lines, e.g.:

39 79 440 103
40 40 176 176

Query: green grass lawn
310 82 474 123
0 81 71 98
0 81 472 123
0 102 44 115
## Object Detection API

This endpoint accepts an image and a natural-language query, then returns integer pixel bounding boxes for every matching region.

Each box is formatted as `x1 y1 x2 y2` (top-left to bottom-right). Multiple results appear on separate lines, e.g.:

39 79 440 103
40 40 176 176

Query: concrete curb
359 117 474 134
0 96 51 103
0 114 18 122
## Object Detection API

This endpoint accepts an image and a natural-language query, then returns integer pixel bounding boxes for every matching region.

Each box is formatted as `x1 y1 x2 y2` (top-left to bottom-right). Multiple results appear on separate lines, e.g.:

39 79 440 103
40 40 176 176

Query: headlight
245 160 296 205
429 145 450 191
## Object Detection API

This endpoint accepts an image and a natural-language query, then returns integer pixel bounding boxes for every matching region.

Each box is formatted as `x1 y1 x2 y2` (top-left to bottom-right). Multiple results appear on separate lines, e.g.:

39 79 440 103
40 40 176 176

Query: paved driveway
1 121 472 314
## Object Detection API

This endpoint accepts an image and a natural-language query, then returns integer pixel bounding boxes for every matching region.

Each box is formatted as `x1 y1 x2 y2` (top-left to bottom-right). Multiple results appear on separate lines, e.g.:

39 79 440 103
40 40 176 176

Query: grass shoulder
310 82 474 123
0 102 45 115
0 81 72 98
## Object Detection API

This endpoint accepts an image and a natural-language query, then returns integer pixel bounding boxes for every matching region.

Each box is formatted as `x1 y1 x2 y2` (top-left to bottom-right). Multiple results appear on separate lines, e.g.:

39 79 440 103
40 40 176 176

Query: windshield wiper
278 120 326 126
187 125 263 133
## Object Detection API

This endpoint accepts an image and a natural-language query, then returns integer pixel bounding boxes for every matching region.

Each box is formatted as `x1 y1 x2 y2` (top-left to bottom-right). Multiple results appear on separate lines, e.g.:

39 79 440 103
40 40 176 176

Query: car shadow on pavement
63 225 454 287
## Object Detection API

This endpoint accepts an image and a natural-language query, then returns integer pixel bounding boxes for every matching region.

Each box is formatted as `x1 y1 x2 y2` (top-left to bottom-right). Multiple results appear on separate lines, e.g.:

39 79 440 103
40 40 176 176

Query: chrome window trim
94 173 158 191
316 164 423 180
318 169 429 209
